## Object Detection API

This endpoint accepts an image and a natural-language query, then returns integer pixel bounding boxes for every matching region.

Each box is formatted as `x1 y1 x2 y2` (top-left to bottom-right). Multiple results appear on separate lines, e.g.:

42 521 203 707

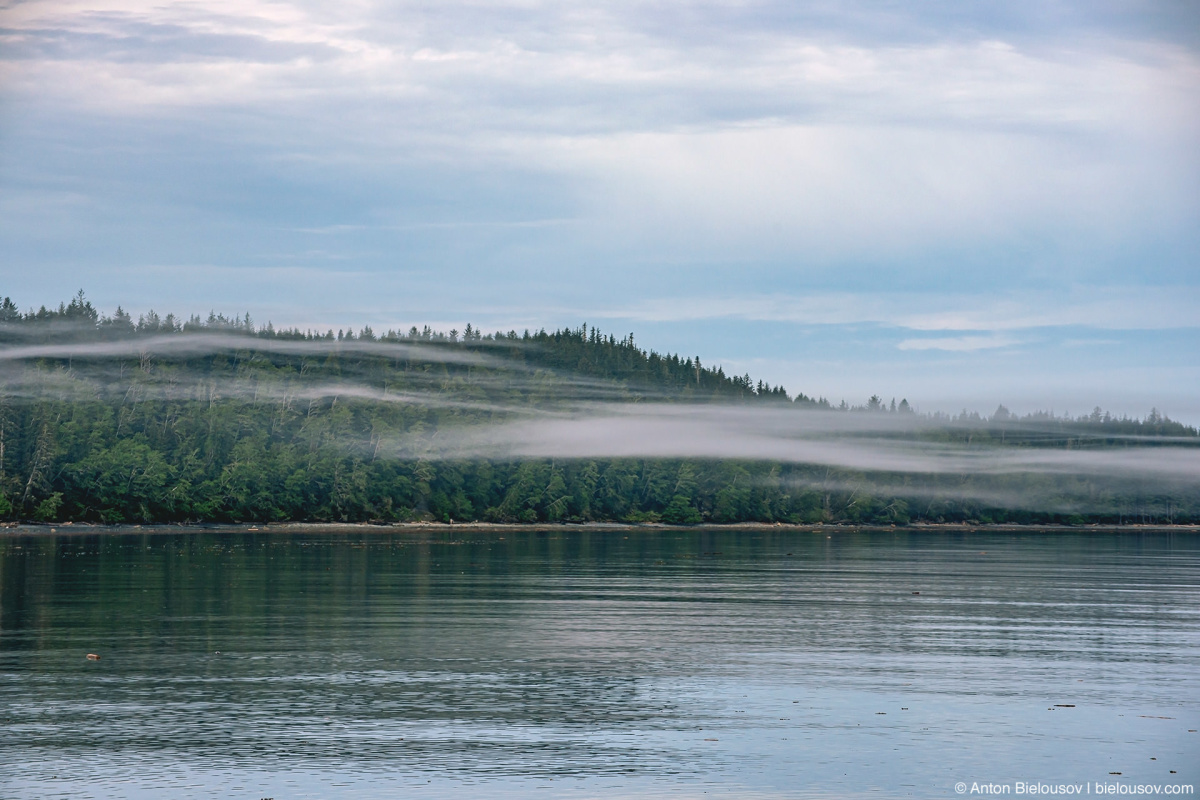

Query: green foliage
33 492 63 522
662 495 703 524
0 292 1197 526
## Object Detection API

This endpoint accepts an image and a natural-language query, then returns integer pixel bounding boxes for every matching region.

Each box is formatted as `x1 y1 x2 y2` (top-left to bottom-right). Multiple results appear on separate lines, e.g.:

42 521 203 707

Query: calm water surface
1 527 1197 799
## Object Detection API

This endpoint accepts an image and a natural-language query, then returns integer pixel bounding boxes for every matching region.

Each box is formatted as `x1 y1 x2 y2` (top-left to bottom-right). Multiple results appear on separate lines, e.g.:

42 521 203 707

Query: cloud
554 117 1196 270
0 332 505 366
4 1 1196 272
896 335 1019 352
387 403 1200 481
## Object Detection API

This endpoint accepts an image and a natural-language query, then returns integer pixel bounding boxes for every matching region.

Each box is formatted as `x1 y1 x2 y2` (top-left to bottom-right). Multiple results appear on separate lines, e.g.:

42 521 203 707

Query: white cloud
545 120 1195 267
6 1 1197 138
4 0 1196 268
896 335 1019 352
391 403 1200 485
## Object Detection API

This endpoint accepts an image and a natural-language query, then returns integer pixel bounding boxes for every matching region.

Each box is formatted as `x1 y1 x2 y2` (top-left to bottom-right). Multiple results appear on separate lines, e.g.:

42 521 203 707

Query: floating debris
86 653 100 661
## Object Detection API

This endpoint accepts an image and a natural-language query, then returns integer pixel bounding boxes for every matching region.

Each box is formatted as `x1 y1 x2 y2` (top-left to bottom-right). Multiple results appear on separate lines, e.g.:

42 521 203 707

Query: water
2 527 1198 799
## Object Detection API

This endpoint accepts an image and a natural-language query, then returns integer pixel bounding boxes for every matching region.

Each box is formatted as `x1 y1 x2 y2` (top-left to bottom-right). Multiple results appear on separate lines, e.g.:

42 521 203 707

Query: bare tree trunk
21 424 51 508
0 402 6 482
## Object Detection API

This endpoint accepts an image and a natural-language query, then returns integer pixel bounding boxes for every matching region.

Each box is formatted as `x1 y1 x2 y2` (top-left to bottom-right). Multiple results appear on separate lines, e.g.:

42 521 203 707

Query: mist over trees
0 293 1196 526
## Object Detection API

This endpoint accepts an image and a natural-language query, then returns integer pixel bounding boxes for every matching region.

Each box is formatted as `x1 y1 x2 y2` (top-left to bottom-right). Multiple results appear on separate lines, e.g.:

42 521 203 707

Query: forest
1 292 1197 526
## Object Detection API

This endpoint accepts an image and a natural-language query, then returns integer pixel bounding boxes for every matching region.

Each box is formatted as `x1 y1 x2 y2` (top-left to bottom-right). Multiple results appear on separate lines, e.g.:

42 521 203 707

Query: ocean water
1 527 1197 799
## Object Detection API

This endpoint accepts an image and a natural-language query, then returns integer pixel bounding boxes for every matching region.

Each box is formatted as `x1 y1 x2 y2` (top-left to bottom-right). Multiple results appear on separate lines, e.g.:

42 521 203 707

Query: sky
1 0 1198 421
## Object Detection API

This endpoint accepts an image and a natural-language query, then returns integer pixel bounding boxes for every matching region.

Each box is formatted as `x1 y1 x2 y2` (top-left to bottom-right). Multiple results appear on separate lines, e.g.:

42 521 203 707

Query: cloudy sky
1 0 1197 419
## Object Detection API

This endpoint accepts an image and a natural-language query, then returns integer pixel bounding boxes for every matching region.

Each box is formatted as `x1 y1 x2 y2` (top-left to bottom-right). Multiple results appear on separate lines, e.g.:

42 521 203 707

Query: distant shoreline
3 521 1198 536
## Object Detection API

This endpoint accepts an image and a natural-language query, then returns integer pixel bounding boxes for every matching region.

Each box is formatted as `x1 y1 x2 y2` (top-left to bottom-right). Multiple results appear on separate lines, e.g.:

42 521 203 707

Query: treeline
0 293 1196 526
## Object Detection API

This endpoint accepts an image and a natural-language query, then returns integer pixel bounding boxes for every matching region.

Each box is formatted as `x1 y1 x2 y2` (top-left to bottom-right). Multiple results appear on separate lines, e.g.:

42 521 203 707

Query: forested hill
1 292 800 404
0 292 1196 526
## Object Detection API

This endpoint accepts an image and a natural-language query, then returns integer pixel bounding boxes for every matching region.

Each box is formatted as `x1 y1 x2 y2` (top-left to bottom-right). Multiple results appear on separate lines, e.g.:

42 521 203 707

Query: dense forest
1 292 1197 526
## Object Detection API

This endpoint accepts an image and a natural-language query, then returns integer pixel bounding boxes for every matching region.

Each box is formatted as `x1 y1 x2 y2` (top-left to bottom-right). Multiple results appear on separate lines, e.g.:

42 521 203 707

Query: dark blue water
2 527 1197 799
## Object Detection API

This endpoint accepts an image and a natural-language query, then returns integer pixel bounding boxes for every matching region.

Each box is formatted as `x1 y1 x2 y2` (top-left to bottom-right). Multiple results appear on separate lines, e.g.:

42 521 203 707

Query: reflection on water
1 527 1198 799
